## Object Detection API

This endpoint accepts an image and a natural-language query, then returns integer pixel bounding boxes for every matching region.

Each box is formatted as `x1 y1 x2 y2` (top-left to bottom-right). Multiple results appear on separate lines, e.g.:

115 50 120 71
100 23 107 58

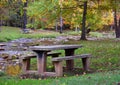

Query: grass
64 39 120 71
0 70 120 85
0 26 120 85
0 26 60 42
0 26 106 42
0 26 22 42
90 32 103 37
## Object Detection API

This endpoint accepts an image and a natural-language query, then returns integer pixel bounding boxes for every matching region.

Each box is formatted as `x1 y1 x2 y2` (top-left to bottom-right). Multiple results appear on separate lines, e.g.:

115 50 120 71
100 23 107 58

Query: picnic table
29 45 83 76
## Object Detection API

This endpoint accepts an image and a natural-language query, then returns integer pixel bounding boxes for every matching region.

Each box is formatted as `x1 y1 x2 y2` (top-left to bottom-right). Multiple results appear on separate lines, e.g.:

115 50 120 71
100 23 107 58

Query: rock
0 58 4 61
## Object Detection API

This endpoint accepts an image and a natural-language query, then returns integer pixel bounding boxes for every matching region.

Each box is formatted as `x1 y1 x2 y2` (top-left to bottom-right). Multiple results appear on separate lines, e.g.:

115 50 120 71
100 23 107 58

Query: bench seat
52 54 91 76
21 52 61 59
52 54 91 61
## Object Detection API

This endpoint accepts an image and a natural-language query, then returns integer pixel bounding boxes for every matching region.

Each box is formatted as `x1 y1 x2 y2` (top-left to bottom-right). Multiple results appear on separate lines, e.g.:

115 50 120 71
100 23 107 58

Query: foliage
26 0 116 31
0 0 24 27
27 0 59 29
1 0 119 31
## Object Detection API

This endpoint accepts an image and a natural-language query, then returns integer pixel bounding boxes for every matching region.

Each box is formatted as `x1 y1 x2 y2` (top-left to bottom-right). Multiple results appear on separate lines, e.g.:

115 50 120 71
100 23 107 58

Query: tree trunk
119 18 120 29
80 1 87 40
23 0 28 32
114 0 120 38
60 8 63 34
0 17 2 32
114 9 119 38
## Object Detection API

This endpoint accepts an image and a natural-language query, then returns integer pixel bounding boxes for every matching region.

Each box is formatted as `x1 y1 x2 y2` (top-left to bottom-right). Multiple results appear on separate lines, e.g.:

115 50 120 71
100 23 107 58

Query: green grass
0 26 60 42
0 26 105 42
63 30 81 35
0 26 22 42
64 39 120 71
0 70 120 85
90 32 103 37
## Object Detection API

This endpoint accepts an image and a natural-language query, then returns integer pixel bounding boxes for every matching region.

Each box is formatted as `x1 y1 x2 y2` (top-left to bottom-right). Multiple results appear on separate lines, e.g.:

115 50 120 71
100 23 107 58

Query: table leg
22 58 30 72
65 49 76 70
34 51 47 74
82 58 89 71
26 58 30 70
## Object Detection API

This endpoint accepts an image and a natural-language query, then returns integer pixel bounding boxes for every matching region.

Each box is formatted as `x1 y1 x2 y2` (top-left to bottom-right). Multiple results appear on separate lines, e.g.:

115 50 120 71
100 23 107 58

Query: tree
0 0 23 27
27 0 61 29
2 0 117 38
97 0 120 38
0 0 9 31
80 0 87 40
23 0 28 32
113 0 120 38
0 0 32 30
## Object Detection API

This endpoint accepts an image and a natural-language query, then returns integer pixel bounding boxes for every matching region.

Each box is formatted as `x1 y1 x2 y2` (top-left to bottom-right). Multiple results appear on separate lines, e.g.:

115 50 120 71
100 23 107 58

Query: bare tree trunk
114 0 120 38
80 1 87 40
60 8 63 34
119 18 120 29
114 8 119 38
23 0 28 32
0 17 2 32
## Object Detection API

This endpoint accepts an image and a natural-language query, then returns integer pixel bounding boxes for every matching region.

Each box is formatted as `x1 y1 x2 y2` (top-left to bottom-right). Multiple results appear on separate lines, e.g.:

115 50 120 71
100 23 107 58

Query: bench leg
82 58 89 71
51 54 60 67
22 58 30 72
53 61 63 77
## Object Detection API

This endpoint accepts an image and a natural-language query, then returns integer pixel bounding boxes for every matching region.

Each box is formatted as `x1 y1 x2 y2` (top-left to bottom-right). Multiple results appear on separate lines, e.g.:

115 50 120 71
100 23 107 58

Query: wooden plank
52 54 91 61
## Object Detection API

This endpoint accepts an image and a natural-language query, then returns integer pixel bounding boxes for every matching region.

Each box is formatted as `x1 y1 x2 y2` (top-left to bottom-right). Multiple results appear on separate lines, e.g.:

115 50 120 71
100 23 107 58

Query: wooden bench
20 52 61 73
52 54 91 76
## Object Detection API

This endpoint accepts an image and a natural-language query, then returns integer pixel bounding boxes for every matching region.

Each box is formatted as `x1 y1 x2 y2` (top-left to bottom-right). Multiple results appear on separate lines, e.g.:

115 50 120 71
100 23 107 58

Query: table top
30 44 82 51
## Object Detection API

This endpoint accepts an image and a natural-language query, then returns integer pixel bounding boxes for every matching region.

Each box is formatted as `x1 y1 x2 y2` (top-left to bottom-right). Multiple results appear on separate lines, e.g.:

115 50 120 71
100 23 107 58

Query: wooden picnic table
30 44 82 76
